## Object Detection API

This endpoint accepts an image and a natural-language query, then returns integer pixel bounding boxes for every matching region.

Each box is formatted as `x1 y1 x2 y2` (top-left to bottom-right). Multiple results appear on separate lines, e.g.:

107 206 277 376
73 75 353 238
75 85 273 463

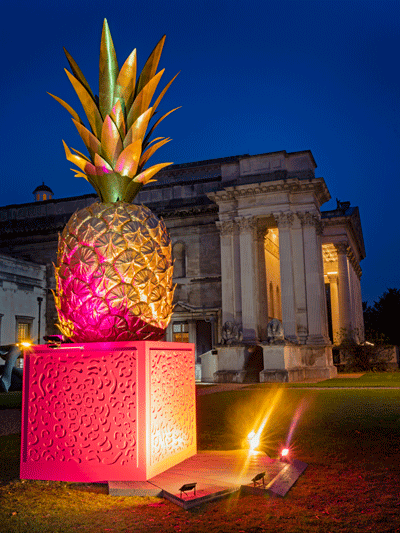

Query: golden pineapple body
55 201 174 342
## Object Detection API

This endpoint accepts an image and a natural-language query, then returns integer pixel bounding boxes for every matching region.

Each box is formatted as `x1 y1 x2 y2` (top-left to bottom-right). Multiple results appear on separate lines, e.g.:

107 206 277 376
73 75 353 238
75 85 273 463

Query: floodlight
179 483 197 498
251 471 266 487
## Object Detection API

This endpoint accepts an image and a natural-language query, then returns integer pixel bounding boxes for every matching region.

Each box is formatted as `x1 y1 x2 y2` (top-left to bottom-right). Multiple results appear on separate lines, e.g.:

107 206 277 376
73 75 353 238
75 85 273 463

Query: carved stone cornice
274 212 294 228
347 249 363 279
216 220 237 236
207 177 330 206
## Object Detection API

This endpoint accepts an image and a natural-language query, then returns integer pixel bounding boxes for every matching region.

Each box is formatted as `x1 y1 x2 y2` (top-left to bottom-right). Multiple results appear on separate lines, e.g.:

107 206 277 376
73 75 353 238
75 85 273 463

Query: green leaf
65 69 103 138
48 92 83 124
142 107 181 147
99 19 119 119
63 48 95 101
136 35 165 97
127 69 164 130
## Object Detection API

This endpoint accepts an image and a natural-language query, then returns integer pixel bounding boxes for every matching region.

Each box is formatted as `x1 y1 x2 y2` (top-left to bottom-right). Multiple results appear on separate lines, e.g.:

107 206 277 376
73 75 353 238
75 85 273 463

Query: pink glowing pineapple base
20 341 196 482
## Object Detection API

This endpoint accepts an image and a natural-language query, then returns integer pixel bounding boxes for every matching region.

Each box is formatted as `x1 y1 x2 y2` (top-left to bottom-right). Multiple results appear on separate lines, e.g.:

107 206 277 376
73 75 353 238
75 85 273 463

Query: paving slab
108 450 307 508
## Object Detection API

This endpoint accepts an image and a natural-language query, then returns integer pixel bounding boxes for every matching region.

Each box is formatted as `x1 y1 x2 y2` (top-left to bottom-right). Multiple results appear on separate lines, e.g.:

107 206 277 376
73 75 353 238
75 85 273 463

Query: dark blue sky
1 0 399 305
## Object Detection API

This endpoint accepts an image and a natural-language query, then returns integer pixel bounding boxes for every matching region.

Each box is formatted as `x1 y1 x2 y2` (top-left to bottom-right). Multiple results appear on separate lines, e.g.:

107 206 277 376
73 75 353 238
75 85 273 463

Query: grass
244 371 400 389
1 385 400 532
0 391 22 409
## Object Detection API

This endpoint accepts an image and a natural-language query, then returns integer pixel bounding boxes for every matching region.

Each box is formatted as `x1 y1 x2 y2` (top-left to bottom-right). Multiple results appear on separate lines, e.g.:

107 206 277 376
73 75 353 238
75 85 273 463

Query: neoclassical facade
0 150 365 379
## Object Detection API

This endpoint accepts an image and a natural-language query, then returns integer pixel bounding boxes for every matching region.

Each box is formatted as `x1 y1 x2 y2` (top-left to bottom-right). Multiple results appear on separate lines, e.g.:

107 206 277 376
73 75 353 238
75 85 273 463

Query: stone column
290 213 308 343
237 216 258 342
299 213 330 345
348 256 364 342
256 224 269 341
216 220 241 326
335 242 352 339
328 274 340 344
275 213 298 343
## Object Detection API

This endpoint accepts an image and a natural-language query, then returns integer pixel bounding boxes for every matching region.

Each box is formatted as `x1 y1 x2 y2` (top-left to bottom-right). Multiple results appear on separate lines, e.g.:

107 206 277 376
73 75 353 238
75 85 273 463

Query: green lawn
0 391 22 409
1 386 400 532
244 371 400 389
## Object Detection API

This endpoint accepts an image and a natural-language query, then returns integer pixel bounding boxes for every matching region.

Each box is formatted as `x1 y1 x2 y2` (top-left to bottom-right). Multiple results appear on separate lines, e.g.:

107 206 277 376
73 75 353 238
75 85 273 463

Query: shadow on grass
0 391 22 409
0 434 21 484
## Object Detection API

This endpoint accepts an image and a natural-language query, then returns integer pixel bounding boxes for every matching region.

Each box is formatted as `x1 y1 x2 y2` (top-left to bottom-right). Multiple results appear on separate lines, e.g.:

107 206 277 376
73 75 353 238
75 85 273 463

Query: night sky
1 0 399 305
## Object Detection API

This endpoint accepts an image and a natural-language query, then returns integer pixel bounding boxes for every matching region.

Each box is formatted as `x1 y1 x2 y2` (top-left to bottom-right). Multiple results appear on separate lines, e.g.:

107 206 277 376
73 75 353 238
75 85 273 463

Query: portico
209 153 332 348
205 151 365 381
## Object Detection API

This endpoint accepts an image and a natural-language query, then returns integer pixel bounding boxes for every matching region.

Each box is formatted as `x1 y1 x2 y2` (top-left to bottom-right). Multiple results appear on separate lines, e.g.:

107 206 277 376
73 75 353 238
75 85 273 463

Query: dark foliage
363 288 400 345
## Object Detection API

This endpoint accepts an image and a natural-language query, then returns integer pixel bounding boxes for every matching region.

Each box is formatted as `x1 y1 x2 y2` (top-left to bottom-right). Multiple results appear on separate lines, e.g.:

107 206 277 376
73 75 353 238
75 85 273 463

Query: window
173 322 189 343
172 242 186 278
15 316 33 343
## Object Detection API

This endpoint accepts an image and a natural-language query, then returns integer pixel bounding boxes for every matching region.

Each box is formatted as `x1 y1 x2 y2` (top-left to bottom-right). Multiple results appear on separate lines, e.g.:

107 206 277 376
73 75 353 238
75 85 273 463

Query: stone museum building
0 150 365 381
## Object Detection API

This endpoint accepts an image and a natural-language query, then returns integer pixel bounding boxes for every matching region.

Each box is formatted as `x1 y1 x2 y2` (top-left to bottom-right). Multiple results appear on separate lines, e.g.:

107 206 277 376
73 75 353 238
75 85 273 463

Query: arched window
172 242 186 278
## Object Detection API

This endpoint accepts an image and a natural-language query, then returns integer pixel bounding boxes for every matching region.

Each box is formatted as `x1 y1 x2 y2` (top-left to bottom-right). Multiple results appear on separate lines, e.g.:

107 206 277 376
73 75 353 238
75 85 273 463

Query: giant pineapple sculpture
50 20 179 342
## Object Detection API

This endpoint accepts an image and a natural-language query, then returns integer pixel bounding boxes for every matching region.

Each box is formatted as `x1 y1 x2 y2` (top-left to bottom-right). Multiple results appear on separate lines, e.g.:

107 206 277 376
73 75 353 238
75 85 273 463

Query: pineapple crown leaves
48 19 180 204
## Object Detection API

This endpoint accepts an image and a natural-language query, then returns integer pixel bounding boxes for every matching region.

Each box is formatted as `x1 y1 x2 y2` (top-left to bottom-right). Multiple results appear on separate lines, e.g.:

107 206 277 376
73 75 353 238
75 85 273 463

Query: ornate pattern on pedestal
149 347 196 465
23 348 138 467
21 342 197 482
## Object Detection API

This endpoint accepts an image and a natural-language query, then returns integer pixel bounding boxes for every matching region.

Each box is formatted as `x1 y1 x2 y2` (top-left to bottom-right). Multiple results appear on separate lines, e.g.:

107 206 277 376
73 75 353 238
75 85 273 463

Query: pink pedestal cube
20 341 196 482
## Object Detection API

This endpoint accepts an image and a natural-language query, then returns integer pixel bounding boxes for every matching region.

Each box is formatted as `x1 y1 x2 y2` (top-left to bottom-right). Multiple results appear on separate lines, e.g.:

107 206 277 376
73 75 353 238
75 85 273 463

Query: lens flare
285 397 307 448
245 387 284 453
280 447 290 459
247 430 260 451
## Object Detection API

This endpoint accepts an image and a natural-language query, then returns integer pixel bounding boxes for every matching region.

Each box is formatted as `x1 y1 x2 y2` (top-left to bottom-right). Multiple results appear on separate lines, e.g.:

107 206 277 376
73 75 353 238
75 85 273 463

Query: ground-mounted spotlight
251 471 266 487
179 483 197 499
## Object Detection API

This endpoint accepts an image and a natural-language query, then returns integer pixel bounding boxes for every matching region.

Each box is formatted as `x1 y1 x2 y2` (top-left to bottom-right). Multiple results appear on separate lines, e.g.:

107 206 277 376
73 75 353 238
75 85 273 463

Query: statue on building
266 318 285 345
221 321 243 345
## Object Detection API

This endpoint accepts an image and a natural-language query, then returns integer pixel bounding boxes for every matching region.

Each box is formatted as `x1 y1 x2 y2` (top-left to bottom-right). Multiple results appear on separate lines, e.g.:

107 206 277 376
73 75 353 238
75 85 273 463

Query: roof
32 182 54 194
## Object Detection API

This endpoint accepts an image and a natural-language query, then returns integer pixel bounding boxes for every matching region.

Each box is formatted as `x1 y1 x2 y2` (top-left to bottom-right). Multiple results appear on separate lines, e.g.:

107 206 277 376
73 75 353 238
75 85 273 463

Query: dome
33 182 54 202
33 182 54 194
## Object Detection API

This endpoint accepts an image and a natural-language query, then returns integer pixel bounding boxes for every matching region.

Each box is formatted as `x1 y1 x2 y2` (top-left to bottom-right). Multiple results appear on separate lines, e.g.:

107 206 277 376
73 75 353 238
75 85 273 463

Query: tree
363 288 400 346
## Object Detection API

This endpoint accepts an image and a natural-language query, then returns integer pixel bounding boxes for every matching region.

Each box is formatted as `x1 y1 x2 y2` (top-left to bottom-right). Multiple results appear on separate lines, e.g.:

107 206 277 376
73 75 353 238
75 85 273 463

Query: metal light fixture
179 483 197 498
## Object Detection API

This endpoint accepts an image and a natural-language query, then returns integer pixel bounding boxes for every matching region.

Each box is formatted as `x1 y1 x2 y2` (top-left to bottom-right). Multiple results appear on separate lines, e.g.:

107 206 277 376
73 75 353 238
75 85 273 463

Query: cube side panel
20 343 139 482
147 342 197 478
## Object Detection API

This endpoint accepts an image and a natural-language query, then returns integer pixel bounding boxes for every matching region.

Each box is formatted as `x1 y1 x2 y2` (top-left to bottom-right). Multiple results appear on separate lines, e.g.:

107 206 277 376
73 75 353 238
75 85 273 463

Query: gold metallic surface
126 70 164 130
64 69 103 138
51 19 178 203
55 202 175 341
99 19 119 119
52 20 179 341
